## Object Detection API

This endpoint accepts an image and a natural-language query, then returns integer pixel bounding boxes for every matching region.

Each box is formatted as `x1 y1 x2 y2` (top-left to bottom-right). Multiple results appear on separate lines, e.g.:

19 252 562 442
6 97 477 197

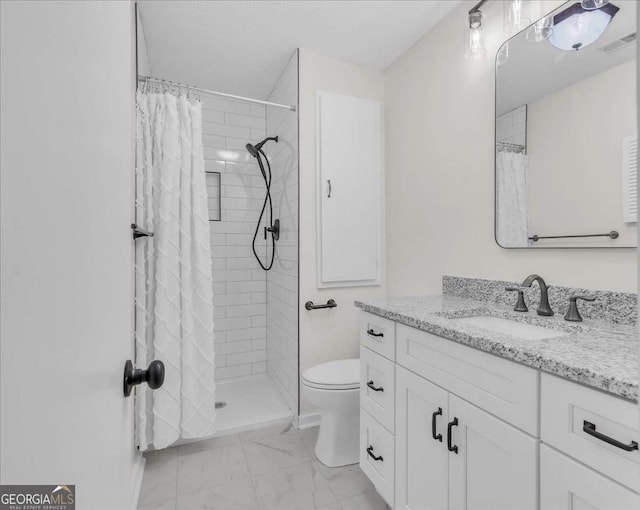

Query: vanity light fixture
549 2 619 51
525 16 554 43
466 0 488 59
504 0 531 34
581 0 610 10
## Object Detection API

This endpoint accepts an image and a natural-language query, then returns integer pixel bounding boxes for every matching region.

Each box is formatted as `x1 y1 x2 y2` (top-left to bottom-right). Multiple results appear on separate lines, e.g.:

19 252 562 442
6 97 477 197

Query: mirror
495 1 637 248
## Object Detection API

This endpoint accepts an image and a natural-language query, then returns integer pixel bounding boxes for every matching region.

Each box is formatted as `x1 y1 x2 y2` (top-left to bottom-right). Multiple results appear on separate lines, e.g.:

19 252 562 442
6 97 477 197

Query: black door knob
123 359 165 397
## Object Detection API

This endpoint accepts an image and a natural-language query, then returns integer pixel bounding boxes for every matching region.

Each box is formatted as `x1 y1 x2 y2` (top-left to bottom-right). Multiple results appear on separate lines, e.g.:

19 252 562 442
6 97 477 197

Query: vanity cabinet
359 311 640 510
396 367 537 510
540 445 640 510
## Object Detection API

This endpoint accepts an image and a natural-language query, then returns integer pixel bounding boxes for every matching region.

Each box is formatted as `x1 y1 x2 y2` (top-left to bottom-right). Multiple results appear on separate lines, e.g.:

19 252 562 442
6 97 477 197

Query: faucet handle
505 287 528 312
564 295 596 322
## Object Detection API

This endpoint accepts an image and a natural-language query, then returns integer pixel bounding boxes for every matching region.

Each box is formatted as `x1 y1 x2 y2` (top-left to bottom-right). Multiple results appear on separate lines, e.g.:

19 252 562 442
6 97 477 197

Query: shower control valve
264 219 280 241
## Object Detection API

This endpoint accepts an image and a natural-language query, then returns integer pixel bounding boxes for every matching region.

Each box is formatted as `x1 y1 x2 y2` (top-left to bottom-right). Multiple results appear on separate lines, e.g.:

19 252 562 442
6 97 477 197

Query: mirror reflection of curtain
496 151 530 247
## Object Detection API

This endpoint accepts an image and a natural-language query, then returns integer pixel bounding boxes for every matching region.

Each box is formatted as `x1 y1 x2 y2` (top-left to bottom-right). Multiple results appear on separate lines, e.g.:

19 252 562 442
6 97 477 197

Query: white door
396 367 449 510
448 395 538 510
0 2 140 509
541 445 640 510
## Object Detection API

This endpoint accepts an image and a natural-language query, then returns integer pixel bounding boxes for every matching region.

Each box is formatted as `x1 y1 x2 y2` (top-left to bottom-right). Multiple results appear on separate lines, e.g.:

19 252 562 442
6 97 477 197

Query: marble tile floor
137 424 389 510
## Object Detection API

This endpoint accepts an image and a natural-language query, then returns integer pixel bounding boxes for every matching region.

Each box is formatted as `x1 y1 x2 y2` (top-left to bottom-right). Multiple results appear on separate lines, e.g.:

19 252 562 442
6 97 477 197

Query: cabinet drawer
541 445 640 510
360 408 394 507
361 346 395 433
541 373 639 491
396 323 539 435
360 312 396 361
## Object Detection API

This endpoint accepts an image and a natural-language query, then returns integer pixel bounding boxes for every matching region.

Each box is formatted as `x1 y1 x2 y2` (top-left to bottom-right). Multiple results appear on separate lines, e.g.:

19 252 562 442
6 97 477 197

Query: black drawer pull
367 329 384 338
432 407 443 442
447 417 459 454
583 421 639 452
366 445 383 461
367 380 384 392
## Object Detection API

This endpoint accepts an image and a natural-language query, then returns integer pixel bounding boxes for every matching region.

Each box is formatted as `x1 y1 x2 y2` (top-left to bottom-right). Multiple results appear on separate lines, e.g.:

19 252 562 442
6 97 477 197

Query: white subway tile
217 340 252 355
216 364 252 380
215 317 252 331
212 269 252 282
225 112 266 130
252 338 266 350
226 303 266 318
250 104 266 117
226 351 254 366
202 96 252 115
252 361 267 374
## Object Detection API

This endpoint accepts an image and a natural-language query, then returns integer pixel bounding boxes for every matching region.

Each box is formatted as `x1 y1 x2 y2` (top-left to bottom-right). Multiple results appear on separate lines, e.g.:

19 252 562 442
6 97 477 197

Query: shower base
213 373 293 436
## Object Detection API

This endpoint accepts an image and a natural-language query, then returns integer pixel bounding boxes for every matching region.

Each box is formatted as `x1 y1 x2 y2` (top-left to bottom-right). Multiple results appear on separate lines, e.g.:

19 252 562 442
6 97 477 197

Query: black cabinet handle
366 445 383 461
432 407 443 442
447 417 459 454
367 380 384 392
583 421 639 452
367 329 384 338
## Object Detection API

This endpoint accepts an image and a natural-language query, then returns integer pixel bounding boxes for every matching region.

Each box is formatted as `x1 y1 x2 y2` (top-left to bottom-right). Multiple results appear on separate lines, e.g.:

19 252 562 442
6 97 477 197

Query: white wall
201 96 269 381
298 49 386 414
527 60 637 247
136 8 152 77
385 0 637 296
0 1 141 508
266 52 300 414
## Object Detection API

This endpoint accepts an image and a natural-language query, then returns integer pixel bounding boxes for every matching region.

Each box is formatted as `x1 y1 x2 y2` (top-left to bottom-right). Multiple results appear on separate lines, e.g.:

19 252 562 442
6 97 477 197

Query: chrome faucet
521 274 554 316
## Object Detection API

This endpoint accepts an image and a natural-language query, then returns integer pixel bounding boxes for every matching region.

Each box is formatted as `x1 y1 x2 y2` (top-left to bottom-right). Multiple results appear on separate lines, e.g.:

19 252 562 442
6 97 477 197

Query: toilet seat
302 359 360 390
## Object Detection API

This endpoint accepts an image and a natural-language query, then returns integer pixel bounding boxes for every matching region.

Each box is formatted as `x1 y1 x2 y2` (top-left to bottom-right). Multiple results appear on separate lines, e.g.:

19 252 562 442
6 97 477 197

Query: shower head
246 136 278 158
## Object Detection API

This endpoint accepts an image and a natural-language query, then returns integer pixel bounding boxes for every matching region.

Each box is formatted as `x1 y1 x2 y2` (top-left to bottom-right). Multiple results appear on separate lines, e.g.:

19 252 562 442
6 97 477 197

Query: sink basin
451 315 562 340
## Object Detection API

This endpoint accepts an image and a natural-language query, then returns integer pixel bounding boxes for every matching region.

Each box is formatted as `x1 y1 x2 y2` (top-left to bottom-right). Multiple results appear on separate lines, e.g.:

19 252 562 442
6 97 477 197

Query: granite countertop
355 295 639 401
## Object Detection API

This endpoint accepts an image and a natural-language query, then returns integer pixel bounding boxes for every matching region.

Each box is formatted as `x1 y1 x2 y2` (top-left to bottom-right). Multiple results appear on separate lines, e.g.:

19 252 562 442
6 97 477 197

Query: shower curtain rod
138 75 296 112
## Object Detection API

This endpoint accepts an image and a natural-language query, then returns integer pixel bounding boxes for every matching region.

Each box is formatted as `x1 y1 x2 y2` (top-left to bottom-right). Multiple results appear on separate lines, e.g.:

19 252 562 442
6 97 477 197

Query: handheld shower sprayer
245 136 279 271
245 136 278 158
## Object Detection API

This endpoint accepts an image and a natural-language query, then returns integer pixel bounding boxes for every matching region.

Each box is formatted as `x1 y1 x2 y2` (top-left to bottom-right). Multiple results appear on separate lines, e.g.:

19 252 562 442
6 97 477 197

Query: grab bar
305 299 337 310
529 231 618 242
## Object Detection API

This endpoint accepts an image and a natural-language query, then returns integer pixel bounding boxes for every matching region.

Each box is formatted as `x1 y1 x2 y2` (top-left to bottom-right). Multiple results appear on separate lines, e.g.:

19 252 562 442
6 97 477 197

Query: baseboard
130 452 146 510
296 412 321 429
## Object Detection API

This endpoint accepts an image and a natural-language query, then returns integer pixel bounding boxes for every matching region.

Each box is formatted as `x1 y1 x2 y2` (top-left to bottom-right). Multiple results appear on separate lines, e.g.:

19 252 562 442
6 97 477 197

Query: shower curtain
496 150 531 248
135 90 215 451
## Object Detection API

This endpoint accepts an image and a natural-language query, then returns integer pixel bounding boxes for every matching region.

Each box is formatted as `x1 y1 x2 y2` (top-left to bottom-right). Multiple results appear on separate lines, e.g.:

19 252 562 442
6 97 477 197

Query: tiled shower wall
203 96 269 381
496 105 527 147
265 52 299 414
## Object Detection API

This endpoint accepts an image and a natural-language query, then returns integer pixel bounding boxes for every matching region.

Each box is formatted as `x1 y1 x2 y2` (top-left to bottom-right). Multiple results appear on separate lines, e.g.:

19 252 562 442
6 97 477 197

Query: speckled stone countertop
355 295 638 401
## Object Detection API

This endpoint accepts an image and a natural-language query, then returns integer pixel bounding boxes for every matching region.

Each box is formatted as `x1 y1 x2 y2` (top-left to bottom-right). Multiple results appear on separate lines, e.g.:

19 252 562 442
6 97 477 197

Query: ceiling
137 1 459 100
497 0 637 114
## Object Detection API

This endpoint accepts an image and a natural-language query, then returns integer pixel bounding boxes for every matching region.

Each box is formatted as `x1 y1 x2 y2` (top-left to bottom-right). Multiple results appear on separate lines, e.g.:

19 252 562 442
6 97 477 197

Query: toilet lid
302 359 360 390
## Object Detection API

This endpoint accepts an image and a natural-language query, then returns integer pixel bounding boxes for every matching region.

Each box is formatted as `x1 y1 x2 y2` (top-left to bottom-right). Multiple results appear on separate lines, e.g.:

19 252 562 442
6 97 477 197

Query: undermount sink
451 315 563 340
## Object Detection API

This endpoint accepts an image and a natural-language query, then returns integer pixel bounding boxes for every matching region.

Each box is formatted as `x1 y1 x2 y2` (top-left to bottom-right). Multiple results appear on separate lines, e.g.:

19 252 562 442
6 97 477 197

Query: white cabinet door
396 367 449 510
541 445 640 510
316 90 382 287
448 395 538 510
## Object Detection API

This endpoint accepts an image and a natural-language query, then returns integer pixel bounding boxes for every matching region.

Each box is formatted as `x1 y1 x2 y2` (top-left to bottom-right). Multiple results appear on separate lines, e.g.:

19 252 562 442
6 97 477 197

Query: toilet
302 358 360 467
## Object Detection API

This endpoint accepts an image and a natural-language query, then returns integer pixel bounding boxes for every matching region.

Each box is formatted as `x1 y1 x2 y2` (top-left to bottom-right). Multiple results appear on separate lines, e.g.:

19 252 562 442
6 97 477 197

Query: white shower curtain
496 151 531 248
135 90 215 451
